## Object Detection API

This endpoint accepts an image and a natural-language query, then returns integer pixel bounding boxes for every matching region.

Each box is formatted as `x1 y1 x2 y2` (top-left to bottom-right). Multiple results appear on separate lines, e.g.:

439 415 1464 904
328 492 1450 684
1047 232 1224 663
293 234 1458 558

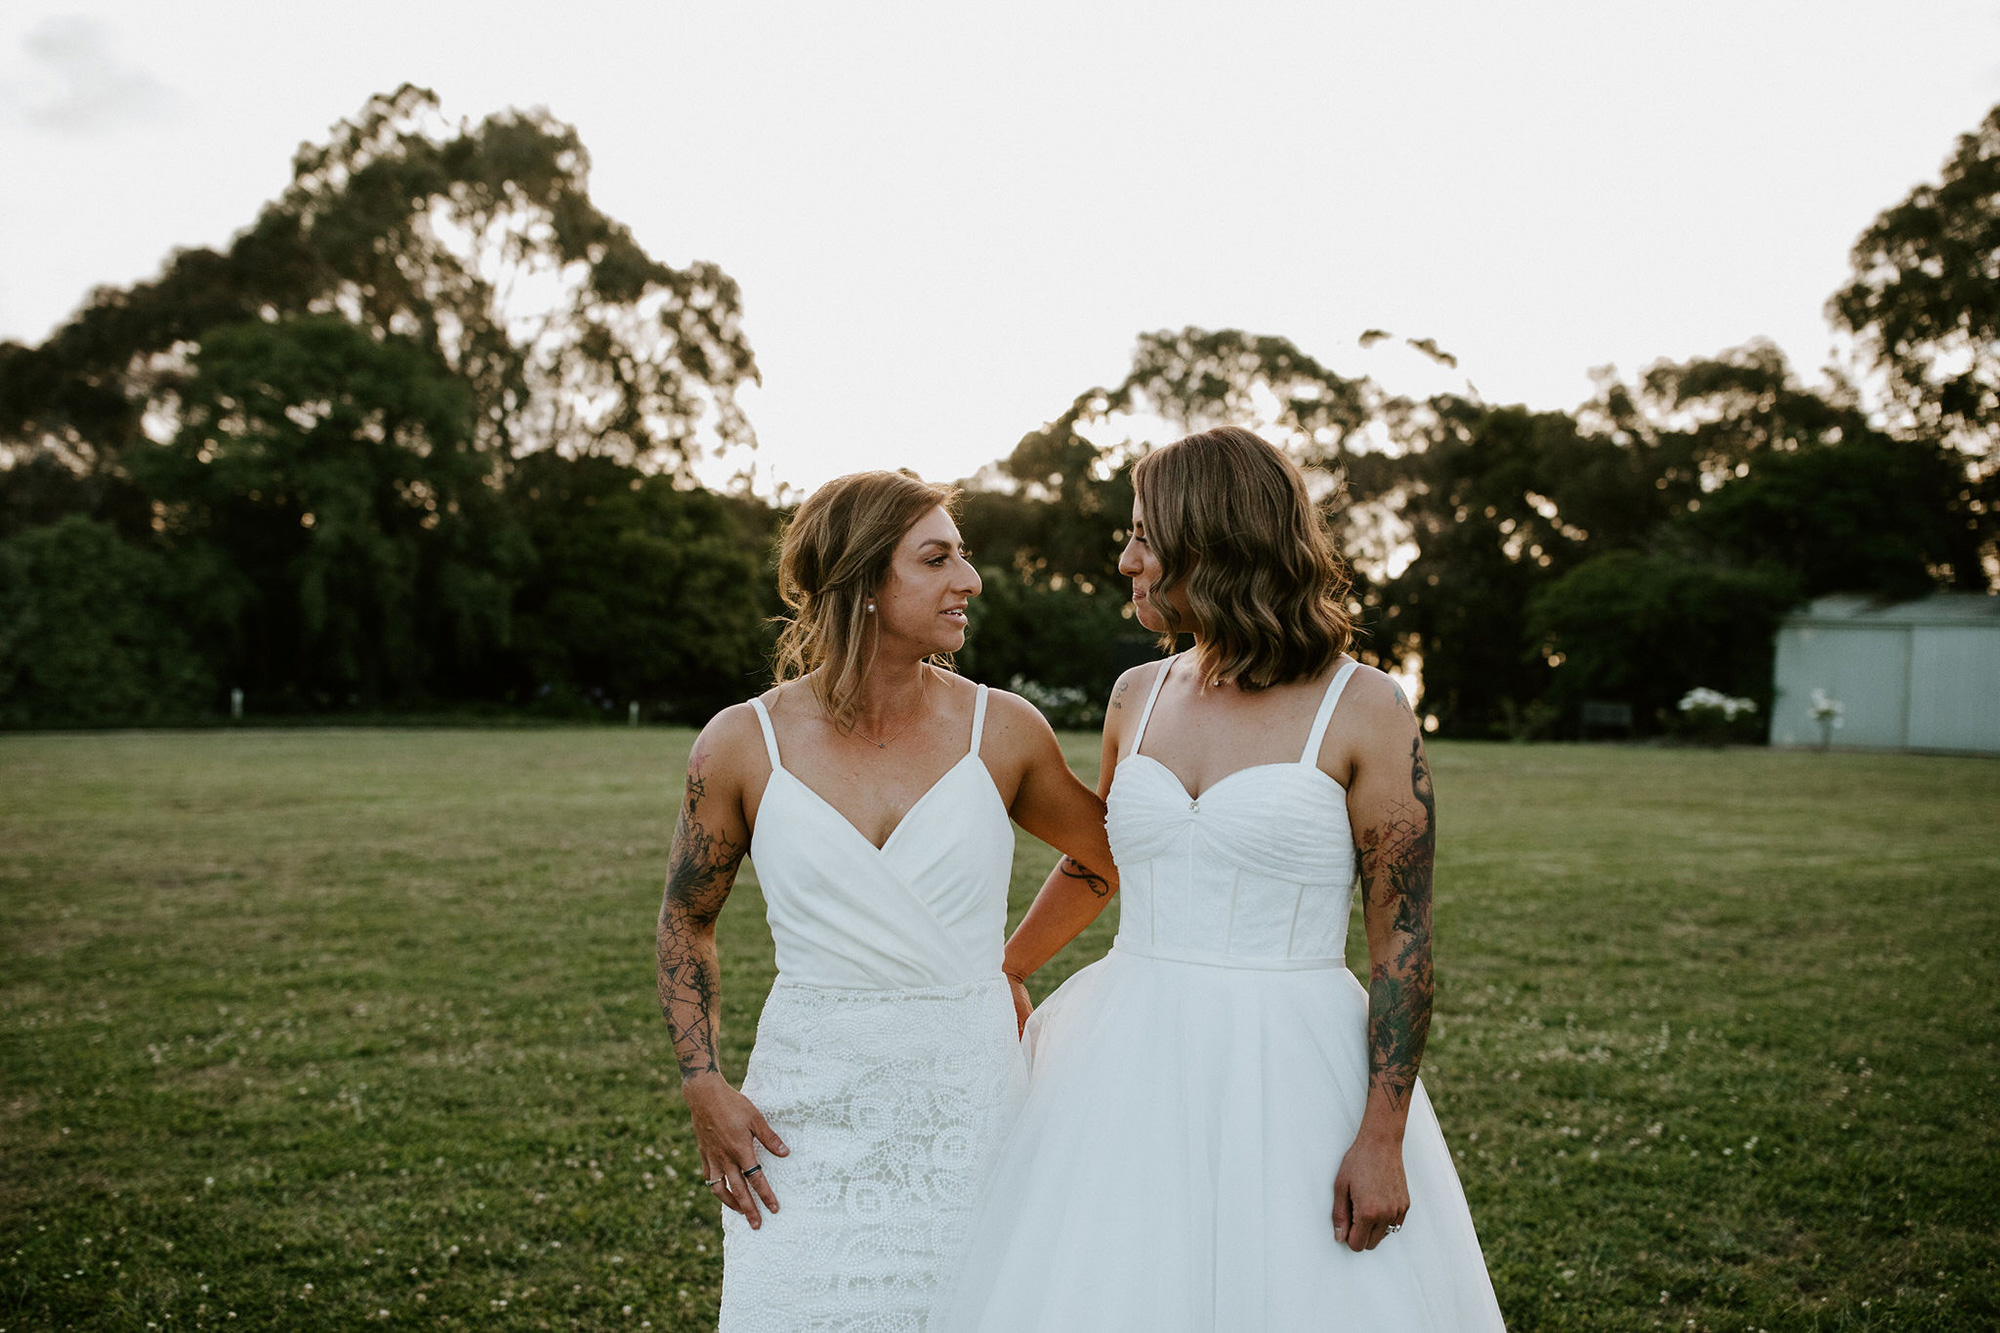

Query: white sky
4 1 1998 496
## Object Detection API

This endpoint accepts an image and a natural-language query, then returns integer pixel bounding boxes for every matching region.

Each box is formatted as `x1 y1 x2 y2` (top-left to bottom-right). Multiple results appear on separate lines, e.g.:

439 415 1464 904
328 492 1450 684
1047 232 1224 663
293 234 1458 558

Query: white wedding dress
720 685 1029 1331
934 658 1506 1331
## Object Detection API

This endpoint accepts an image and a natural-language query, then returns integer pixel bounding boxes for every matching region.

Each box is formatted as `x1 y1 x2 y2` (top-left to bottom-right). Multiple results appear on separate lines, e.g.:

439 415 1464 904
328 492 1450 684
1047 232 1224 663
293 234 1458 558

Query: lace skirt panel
718 975 1027 1333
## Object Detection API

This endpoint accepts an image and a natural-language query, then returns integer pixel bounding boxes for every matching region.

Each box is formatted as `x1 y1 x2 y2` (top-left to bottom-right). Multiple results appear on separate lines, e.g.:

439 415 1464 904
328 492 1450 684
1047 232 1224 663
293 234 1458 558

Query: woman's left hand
1331 1131 1410 1251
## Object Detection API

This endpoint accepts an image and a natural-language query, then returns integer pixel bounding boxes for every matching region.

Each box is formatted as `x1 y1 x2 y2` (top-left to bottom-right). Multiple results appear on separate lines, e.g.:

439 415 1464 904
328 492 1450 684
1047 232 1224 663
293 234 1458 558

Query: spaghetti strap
748 697 784 770
1130 654 1179 752
1300 660 1362 763
970 683 990 756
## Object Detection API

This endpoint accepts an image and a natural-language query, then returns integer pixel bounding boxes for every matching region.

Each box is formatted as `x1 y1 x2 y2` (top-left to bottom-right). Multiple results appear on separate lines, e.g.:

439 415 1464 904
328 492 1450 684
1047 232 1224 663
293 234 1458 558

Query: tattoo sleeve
1058 854 1113 899
1355 735 1436 1113
656 760 746 1082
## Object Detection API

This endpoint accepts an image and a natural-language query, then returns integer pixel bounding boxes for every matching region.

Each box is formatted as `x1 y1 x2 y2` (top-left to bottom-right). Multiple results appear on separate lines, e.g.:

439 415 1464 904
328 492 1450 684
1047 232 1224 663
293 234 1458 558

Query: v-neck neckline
772 752 983 853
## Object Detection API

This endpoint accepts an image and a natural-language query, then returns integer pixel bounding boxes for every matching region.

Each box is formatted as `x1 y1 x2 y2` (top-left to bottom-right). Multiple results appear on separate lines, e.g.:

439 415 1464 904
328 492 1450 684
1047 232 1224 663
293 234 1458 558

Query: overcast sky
5 2 1998 495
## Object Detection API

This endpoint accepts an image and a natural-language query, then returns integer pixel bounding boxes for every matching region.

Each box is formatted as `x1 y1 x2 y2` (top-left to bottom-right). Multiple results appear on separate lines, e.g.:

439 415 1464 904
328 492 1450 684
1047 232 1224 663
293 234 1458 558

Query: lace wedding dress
934 659 1507 1331
720 685 1028 1331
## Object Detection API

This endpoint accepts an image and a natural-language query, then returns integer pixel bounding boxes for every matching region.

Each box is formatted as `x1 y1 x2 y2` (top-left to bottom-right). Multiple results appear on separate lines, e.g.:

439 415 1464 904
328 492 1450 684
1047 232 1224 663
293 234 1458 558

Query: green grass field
3 730 1997 1331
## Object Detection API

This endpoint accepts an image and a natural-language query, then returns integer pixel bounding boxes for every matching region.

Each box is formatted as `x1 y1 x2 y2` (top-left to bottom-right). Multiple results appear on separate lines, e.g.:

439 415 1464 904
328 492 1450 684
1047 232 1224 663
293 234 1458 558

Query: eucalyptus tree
986 327 1383 583
0 83 758 480
127 316 527 705
954 328 1389 693
1832 100 2000 585
0 85 764 717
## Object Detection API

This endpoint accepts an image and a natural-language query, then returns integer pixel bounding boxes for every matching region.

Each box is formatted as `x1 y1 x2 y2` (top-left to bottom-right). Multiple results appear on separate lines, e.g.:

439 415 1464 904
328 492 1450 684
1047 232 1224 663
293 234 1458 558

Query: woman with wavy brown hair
654 469 1118 1332
936 429 1505 1330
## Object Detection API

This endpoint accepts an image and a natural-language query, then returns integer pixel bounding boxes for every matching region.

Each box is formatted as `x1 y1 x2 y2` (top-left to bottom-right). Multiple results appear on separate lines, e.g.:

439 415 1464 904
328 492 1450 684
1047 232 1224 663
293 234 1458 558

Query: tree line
3 88 1994 734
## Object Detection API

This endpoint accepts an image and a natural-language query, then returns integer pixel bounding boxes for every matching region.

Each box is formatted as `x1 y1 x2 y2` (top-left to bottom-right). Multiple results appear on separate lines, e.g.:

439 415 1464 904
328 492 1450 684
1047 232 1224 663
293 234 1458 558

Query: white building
1769 593 2000 755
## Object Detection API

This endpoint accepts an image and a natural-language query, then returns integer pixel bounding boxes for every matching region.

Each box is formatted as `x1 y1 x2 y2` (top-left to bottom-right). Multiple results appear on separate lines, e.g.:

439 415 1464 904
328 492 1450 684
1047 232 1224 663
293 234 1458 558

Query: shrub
0 517 216 726
1674 687 1761 746
1007 676 1105 730
1530 553 1797 735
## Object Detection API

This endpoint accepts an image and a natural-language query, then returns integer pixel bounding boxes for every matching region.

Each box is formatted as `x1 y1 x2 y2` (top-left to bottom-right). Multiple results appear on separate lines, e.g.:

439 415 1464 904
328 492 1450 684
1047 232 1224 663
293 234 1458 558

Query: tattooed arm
656 709 787 1228
995 666 1143 1029
1327 670 1435 1252
657 731 749 1081
1357 724 1436 1122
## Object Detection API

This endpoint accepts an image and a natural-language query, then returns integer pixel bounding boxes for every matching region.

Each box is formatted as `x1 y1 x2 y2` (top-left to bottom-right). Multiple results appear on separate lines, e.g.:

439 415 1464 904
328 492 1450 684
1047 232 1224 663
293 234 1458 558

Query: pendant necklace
853 675 927 749
853 715 915 749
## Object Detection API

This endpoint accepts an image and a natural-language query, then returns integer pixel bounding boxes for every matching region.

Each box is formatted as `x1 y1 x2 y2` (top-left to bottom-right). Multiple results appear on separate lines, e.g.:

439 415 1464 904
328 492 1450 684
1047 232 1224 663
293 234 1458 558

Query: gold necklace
852 712 918 749
851 676 928 748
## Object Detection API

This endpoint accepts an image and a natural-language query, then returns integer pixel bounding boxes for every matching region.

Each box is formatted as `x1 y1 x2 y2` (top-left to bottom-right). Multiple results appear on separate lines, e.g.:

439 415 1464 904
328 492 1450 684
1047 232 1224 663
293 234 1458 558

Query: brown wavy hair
1132 426 1353 690
771 470 962 730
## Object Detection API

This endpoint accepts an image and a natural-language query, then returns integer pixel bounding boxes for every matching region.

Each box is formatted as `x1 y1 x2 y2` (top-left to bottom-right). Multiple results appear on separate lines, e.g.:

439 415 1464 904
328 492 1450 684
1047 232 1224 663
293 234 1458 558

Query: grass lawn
2 729 1997 1331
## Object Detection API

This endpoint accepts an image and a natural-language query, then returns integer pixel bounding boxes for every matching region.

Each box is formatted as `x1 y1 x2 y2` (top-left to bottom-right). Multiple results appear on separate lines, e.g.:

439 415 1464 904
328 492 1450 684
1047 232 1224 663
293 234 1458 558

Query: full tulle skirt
932 947 1506 1331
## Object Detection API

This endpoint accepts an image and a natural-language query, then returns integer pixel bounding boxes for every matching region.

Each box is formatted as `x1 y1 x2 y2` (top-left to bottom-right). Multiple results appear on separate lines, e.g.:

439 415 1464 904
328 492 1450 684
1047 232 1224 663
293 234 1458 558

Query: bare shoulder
1336 661 1420 732
1107 662 1158 713
1099 661 1160 753
1107 661 1165 717
686 701 768 791
1315 660 1421 782
979 684 1061 753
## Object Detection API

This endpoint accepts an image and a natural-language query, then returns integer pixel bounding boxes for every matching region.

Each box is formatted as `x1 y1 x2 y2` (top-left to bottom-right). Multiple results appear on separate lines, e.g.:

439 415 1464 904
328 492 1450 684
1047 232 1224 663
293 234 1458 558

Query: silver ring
741 1165 763 1179
1386 1223 1403 1233
704 1177 724 1188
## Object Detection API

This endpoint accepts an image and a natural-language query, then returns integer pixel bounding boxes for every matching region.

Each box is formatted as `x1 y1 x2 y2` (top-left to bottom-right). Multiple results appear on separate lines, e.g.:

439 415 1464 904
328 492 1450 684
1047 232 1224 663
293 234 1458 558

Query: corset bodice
1107 658 1361 967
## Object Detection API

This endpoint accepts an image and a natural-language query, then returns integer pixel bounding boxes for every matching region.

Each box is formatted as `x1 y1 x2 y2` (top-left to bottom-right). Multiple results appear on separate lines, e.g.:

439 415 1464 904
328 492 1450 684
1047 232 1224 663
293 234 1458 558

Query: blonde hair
1132 427 1353 690
772 470 962 729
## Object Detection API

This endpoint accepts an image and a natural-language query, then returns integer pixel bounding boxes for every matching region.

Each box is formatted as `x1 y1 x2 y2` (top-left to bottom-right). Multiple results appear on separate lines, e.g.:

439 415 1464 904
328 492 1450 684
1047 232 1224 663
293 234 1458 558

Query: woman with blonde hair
655 470 1118 1331
937 428 1506 1330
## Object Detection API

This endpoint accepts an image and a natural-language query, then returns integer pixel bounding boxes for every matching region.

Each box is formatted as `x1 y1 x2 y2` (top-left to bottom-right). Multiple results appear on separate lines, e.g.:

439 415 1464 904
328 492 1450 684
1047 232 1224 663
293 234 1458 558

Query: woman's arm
994 668 1143 1025
1331 675 1434 1252
656 712 788 1228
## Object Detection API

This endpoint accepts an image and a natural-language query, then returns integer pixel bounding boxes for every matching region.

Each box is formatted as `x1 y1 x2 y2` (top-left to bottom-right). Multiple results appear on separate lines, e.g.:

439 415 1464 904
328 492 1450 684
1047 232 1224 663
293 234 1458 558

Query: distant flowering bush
1008 676 1104 730
1678 687 1757 721
1676 687 1759 745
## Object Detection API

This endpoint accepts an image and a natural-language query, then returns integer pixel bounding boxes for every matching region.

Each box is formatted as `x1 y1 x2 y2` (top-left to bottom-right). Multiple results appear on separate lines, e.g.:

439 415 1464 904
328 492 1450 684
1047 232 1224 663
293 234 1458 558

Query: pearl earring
866 601 876 614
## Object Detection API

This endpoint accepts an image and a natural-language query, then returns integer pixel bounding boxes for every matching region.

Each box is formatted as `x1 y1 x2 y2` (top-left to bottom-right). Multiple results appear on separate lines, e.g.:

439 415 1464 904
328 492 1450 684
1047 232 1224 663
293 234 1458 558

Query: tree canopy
3 92 1995 732
1831 102 1999 586
1834 104 2000 461
0 84 757 480
1 88 770 721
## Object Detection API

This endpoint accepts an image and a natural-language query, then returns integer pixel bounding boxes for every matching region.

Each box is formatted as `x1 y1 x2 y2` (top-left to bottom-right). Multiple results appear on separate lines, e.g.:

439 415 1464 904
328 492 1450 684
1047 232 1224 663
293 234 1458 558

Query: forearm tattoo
1059 854 1112 898
656 762 744 1081
1356 735 1436 1112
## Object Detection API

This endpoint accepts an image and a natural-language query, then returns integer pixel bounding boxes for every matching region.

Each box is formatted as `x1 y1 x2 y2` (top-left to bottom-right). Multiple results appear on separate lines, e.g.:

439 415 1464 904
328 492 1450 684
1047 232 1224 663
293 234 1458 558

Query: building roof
1781 592 2000 629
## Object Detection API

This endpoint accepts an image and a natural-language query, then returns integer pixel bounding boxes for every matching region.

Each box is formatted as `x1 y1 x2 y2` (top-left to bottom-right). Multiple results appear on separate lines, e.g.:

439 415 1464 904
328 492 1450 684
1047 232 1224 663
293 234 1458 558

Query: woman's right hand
1006 972 1033 1036
682 1072 789 1228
